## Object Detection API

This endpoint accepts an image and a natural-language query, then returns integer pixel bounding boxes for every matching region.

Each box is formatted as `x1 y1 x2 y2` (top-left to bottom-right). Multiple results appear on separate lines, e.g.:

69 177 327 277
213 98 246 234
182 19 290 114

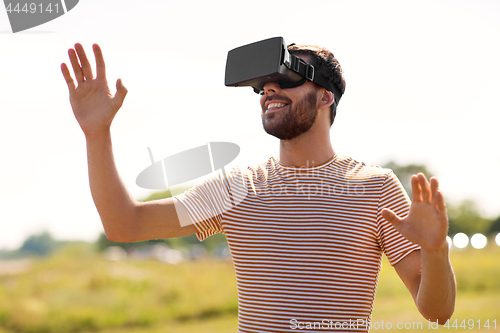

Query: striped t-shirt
175 154 420 333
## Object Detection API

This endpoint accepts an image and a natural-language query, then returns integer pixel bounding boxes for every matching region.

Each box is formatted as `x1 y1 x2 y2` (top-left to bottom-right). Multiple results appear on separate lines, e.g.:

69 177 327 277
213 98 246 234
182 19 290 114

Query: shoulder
333 154 393 181
233 156 278 180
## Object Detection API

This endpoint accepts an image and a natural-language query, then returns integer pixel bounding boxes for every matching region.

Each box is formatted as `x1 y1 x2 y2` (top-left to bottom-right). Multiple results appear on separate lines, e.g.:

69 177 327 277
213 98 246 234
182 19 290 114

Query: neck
278 118 335 168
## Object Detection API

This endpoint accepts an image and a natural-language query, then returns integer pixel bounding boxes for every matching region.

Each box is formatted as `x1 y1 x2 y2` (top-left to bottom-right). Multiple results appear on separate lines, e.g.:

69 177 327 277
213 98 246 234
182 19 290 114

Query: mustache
264 95 293 104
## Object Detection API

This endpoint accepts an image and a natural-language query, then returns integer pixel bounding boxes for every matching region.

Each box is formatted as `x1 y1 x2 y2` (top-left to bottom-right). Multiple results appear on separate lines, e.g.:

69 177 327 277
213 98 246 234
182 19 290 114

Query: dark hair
288 44 346 126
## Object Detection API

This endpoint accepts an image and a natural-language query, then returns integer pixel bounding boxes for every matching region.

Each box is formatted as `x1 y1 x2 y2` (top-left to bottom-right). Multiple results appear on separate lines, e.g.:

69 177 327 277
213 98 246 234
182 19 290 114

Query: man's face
260 81 319 141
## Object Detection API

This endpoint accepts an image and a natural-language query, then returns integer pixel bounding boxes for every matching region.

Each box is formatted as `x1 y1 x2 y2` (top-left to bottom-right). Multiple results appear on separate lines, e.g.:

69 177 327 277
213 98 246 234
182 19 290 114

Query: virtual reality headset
225 37 342 105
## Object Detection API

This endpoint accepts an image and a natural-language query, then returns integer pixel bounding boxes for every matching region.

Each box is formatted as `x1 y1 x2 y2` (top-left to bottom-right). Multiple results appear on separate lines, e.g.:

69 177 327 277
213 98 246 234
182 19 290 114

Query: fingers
93 44 106 79
418 173 431 203
430 177 447 215
430 177 438 194
436 190 447 215
413 174 447 216
411 173 433 203
114 79 128 107
74 43 94 80
410 174 422 202
68 48 84 83
116 78 127 95
65 43 107 86
60 63 76 91
430 177 438 208
381 208 403 230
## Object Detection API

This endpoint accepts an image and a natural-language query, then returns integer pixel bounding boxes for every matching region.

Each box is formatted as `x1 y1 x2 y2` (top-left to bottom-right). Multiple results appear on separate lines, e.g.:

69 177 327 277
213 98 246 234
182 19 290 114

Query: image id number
5 2 60 14
443 319 497 330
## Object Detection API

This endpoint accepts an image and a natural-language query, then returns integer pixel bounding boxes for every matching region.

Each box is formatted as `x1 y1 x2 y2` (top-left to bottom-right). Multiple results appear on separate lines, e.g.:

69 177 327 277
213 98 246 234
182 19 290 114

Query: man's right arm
85 130 197 242
62 43 197 242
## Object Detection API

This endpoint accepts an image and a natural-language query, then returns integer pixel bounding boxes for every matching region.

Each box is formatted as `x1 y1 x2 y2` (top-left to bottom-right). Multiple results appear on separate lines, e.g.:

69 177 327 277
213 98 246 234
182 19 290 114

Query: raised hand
61 43 127 136
381 173 449 251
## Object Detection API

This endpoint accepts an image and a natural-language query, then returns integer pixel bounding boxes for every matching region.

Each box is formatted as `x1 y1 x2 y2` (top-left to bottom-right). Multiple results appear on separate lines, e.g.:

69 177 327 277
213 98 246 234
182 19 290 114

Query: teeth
267 103 286 110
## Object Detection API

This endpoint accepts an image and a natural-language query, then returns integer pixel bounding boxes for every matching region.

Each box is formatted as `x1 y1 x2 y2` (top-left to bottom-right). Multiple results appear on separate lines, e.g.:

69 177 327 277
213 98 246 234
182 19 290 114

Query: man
61 41 455 332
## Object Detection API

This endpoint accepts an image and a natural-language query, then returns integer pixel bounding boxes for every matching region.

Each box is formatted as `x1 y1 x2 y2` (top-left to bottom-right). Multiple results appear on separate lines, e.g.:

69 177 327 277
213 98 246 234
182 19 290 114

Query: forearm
85 129 138 242
416 245 456 323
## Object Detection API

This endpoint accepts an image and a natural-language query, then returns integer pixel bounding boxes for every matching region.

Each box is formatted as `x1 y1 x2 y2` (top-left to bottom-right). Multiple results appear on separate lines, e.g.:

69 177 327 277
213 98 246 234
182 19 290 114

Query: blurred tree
488 215 500 234
201 233 229 252
96 187 193 251
382 161 495 236
20 231 57 256
140 189 173 202
383 161 433 198
96 232 120 251
96 231 229 253
447 199 493 235
95 232 169 252
136 186 229 252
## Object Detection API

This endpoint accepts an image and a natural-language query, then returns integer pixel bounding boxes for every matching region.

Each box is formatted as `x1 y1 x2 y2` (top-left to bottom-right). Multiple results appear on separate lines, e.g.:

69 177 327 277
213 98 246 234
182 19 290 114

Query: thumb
114 78 128 104
381 208 403 230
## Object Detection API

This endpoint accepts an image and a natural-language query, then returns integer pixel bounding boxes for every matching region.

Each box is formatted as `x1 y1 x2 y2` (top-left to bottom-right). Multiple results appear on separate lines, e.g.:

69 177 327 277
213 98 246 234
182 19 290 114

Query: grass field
0 243 498 333
370 245 500 333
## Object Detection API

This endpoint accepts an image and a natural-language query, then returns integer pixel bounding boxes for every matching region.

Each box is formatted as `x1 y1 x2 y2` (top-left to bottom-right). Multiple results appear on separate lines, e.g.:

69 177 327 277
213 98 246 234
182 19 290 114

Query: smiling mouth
266 102 288 113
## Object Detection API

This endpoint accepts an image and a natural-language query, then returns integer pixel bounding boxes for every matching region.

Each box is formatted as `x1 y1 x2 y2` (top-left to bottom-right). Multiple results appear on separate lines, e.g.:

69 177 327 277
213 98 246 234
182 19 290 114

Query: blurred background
1 0 499 332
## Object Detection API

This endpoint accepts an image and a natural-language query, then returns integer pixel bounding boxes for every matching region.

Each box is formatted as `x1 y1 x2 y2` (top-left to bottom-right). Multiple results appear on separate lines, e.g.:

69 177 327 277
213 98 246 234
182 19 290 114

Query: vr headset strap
289 54 342 105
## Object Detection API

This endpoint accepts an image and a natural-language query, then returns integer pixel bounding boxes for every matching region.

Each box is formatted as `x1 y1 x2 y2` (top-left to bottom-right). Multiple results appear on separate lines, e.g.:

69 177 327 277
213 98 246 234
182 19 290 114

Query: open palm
61 43 127 135
382 173 449 251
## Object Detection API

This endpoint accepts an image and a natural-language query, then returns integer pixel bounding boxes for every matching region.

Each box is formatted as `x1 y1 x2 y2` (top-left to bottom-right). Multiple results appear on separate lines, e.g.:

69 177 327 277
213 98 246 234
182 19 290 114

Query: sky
0 0 499 250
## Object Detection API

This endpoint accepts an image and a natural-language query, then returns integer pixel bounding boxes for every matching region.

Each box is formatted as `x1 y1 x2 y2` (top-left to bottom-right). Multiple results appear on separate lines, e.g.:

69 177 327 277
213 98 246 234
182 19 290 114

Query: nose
260 82 281 109
262 82 281 95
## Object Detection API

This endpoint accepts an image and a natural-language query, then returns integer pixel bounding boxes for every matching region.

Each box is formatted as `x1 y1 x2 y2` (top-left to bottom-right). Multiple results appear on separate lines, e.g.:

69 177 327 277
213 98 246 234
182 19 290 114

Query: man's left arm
382 173 456 324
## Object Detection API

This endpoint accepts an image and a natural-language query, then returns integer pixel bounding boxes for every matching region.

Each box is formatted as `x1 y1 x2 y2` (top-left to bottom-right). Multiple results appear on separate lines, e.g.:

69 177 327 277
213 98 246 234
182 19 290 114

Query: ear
318 89 335 110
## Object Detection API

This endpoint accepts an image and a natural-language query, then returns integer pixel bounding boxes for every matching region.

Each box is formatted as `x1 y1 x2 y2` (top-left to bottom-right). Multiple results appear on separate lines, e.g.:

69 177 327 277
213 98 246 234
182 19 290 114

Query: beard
261 90 318 141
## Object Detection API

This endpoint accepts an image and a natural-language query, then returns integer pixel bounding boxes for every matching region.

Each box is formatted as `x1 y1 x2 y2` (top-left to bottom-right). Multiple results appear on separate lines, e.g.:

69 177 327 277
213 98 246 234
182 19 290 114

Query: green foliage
19 231 57 257
201 234 229 253
95 232 221 254
95 232 118 251
138 187 194 202
451 245 500 293
0 244 498 333
372 247 500 333
383 161 498 236
382 161 433 198
96 186 229 253
447 199 493 235
376 245 500 297
0 249 26 260
0 243 237 333
488 215 500 234
95 233 170 252
140 190 173 202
